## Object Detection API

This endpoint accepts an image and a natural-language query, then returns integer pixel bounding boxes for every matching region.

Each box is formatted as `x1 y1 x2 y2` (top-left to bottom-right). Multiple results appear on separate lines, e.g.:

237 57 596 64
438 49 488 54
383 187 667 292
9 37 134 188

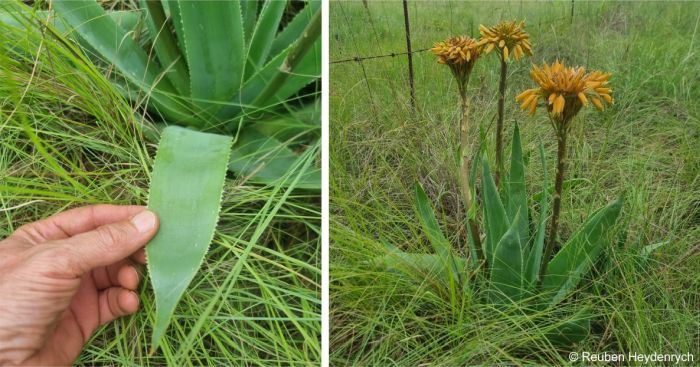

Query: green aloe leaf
465 137 484 266
375 242 467 287
174 0 245 117
241 0 258 45
140 0 190 97
0 8 139 36
252 8 321 108
415 184 456 271
541 197 624 306
253 103 321 143
145 126 232 350
639 240 667 259
219 9 321 122
489 209 528 303
525 143 549 286
482 156 510 267
228 129 320 189
51 0 197 126
269 0 321 57
218 39 320 120
505 123 528 246
414 183 460 306
545 306 592 346
245 0 286 79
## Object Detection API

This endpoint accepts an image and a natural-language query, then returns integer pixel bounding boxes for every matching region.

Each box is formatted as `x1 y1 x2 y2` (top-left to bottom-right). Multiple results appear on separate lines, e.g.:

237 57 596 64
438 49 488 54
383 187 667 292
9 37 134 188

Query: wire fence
330 0 598 112
330 15 578 65
329 48 430 65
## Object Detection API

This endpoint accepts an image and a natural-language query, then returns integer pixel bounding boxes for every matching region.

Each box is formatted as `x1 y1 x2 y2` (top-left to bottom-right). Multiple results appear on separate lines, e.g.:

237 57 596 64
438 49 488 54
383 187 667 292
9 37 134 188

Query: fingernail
131 210 157 233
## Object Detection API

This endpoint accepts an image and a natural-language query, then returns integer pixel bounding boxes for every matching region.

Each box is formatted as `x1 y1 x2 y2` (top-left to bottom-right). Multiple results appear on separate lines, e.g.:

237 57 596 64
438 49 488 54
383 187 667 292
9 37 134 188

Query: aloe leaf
252 8 321 107
482 157 510 267
465 140 483 266
545 306 592 346
141 0 190 96
165 0 184 49
220 37 320 120
541 197 624 306
241 0 258 45
228 129 320 189
51 0 201 127
375 242 466 286
145 126 232 350
505 123 528 246
245 0 286 79
271 37 321 104
525 143 549 286
253 103 321 143
489 209 528 303
270 0 321 57
639 240 667 259
415 184 456 269
174 0 245 115
415 183 461 305
0 7 140 42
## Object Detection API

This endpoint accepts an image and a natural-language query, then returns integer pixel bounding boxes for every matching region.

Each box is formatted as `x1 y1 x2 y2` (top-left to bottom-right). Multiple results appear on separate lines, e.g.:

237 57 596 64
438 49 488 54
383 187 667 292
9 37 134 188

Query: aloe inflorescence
478 20 533 186
430 36 484 260
516 60 614 277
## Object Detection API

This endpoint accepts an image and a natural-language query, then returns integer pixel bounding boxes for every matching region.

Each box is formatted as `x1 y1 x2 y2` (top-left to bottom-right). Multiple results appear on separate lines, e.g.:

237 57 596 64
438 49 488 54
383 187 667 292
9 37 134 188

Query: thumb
54 210 159 275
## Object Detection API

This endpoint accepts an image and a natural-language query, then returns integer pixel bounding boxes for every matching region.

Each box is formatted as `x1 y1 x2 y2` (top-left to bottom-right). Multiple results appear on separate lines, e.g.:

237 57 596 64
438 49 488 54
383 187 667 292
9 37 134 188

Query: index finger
14 204 147 243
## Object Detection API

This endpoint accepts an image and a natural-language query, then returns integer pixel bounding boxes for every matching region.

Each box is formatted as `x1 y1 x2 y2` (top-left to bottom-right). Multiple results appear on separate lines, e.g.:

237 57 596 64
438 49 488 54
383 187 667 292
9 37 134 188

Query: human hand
0 205 159 366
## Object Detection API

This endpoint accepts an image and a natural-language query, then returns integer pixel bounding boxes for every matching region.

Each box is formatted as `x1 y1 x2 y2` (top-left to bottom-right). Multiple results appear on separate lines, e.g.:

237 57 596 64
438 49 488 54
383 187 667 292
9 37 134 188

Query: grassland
330 1 700 365
0 6 320 366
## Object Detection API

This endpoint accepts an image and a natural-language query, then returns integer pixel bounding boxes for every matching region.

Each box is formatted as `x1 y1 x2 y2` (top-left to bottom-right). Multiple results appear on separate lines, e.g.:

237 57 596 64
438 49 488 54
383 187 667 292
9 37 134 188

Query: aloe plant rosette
378 125 623 345
49 0 321 188
16 0 324 351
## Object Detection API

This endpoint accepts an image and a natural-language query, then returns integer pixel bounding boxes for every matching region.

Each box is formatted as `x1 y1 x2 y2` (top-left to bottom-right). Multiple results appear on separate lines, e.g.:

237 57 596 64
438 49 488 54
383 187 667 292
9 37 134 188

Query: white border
321 0 330 365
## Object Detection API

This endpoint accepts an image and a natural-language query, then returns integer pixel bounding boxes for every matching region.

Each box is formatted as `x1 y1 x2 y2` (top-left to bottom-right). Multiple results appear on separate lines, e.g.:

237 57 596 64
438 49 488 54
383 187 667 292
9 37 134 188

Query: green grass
330 1 700 365
0 6 320 366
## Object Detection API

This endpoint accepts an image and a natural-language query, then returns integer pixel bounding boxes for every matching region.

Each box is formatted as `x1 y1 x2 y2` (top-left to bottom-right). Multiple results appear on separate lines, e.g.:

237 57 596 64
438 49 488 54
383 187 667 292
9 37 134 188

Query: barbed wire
329 48 431 65
329 13 583 65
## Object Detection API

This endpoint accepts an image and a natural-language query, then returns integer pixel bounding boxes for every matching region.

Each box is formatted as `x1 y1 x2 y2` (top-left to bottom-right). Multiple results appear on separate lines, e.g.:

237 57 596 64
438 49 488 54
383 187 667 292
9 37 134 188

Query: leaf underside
145 126 232 350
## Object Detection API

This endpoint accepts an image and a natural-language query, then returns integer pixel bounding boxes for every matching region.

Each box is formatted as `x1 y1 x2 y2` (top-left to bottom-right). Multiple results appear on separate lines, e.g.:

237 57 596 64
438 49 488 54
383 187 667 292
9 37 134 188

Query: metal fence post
402 0 416 110
570 0 575 24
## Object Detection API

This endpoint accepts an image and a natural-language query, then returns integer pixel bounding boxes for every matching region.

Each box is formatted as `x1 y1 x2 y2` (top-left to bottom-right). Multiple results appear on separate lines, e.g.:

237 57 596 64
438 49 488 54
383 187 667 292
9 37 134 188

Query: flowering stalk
544 117 570 272
457 80 483 261
479 21 533 187
495 58 507 186
516 61 613 278
431 36 483 262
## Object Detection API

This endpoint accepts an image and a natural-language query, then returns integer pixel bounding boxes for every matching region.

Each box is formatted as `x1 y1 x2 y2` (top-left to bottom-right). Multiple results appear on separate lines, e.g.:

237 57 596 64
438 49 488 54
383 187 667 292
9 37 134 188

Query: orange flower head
431 36 481 66
515 60 613 126
479 20 533 62
431 36 482 89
